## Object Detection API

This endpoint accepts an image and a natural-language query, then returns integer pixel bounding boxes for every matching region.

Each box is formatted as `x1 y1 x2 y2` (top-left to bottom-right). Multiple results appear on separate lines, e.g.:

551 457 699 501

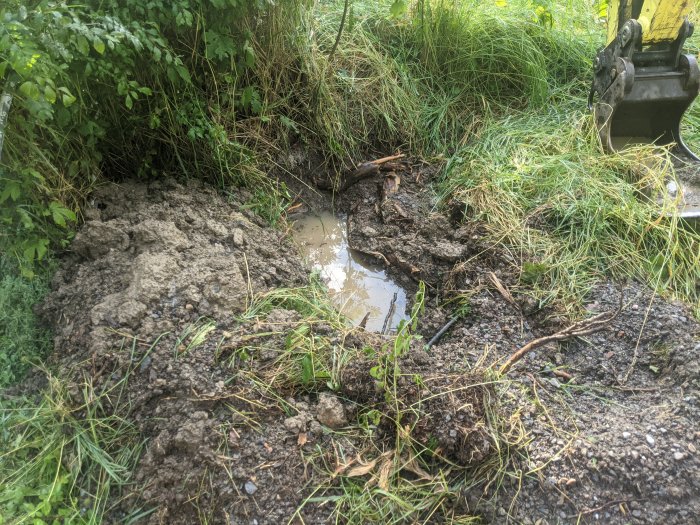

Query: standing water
292 211 409 332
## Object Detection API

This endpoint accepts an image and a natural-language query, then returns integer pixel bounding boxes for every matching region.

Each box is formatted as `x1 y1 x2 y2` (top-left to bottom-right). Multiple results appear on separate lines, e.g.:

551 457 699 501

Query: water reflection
292 211 409 332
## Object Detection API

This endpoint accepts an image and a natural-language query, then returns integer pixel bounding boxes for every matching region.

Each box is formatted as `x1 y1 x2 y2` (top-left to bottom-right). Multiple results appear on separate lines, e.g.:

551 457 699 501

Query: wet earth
11 158 700 524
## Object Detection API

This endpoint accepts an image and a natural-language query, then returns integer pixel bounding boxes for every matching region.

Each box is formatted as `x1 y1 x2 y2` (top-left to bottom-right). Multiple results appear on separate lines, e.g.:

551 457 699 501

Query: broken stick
342 154 406 190
499 292 623 374
382 292 398 334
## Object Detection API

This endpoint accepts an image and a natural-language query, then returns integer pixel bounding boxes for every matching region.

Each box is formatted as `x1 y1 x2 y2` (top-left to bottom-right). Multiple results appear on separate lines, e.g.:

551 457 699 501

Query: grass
0 369 143 524
232 274 353 393
0 256 53 387
440 97 700 312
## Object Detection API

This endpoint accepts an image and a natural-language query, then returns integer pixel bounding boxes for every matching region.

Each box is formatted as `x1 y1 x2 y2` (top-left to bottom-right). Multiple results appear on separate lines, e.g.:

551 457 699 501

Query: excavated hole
292 210 409 333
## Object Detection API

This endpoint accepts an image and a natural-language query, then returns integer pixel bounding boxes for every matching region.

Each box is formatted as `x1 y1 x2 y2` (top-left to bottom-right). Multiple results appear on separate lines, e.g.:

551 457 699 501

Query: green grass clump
0 371 143 524
0 257 52 387
441 97 700 311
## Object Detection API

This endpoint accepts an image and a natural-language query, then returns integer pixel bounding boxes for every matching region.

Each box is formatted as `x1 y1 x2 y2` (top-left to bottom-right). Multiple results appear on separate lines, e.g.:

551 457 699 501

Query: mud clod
316 392 347 429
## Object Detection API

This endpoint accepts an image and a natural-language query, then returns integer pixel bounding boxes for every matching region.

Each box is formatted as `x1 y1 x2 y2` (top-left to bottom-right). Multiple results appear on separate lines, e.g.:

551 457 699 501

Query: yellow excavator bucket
591 0 700 221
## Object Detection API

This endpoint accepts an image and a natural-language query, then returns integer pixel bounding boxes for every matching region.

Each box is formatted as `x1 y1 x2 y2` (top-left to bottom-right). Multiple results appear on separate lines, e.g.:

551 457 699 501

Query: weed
173 317 217 359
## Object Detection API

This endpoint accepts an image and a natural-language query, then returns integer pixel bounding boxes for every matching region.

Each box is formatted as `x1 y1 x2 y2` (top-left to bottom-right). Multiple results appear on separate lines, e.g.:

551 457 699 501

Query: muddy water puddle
292 211 409 332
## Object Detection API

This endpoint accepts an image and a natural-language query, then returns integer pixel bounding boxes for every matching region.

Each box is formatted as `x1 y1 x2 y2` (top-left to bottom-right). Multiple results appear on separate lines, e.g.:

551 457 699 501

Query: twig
488 272 517 308
382 292 398 334
500 291 623 374
552 369 574 382
566 498 645 519
426 317 459 349
622 291 655 384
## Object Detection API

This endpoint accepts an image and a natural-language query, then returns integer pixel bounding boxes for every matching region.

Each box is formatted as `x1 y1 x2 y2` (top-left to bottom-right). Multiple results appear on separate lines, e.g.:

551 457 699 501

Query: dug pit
292 211 409 332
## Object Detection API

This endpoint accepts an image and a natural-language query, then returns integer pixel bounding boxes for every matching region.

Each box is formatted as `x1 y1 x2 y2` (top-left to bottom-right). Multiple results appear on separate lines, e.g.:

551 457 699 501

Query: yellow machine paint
606 0 693 45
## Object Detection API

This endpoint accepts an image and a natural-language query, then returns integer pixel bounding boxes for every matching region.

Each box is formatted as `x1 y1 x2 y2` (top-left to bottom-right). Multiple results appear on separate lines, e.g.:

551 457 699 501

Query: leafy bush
0 0 280 272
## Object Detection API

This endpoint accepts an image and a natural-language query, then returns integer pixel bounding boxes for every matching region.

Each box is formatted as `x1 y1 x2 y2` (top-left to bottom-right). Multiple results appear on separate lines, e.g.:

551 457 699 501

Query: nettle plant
1 0 264 275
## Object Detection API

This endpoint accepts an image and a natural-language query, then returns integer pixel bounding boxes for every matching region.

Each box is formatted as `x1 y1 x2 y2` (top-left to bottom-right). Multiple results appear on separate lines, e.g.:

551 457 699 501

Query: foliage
0 256 52 387
0 0 281 271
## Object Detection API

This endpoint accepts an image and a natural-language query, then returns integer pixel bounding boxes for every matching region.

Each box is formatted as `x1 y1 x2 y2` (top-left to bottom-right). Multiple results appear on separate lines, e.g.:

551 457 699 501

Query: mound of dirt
39 179 328 524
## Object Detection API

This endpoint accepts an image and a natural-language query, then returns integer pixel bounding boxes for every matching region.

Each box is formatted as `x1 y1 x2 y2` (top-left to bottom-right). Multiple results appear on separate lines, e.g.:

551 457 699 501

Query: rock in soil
315 392 348 429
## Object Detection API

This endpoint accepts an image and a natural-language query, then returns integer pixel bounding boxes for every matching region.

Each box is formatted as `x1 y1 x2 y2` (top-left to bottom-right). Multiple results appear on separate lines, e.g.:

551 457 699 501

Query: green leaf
597 0 608 18
61 91 77 107
49 202 76 227
93 38 106 55
125 94 133 109
44 85 57 104
301 354 314 385
243 41 255 68
19 81 40 100
389 0 407 18
76 36 90 56
175 65 191 83
17 208 34 229
0 181 21 202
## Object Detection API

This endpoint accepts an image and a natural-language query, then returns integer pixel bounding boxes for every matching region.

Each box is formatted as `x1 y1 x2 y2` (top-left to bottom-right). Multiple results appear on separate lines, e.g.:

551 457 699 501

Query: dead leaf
402 457 432 481
346 458 378 477
378 457 393 491
297 432 308 446
263 442 273 454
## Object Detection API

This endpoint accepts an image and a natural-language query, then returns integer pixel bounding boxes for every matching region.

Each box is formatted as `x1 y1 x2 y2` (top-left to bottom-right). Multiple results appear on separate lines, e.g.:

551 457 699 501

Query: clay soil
24 160 700 524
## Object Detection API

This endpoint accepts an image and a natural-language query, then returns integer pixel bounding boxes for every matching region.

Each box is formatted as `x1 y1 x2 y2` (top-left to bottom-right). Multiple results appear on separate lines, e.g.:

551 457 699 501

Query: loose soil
25 160 700 524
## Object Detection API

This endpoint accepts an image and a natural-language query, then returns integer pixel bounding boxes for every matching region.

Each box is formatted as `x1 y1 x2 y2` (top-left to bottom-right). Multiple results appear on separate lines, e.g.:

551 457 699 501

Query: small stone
631 450 639 460
316 393 347 429
622 431 631 439
688 443 697 453
244 481 257 495
674 452 685 461
185 303 193 311
232 228 245 247
646 434 655 447
497 507 507 516
449 429 458 438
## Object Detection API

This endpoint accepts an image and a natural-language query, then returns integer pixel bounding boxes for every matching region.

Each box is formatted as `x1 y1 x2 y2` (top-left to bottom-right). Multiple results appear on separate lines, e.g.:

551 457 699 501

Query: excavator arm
590 0 700 222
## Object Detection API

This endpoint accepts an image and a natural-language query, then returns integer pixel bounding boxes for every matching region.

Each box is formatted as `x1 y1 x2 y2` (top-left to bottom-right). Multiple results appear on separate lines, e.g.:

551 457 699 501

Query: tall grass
440 98 700 311
249 0 602 163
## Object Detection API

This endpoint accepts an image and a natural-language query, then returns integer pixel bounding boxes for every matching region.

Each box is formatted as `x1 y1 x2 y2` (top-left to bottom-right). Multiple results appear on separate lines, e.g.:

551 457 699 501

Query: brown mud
22 160 700 524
